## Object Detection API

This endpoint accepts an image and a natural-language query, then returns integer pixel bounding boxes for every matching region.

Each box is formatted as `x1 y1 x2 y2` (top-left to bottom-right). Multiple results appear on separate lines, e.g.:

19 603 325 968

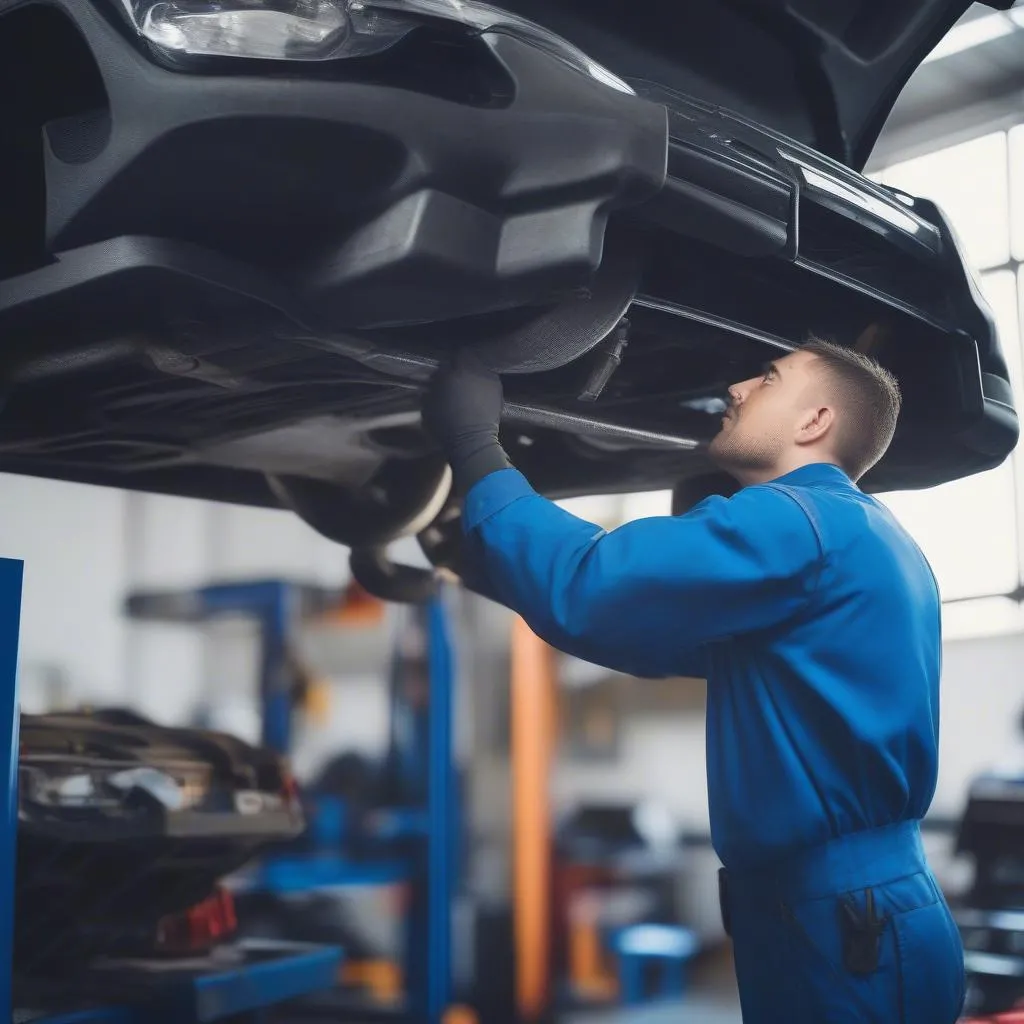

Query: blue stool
610 924 699 1005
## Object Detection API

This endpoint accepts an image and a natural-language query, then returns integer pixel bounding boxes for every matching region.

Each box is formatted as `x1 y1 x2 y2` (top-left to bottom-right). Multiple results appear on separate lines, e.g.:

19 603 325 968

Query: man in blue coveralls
423 339 966 1023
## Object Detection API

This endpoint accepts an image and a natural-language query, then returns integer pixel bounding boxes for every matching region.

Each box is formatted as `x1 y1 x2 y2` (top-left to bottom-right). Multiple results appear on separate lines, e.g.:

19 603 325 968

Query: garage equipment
954 773 1024 1016
0 567 343 1023
23 941 343 1024
609 924 699 1005
124 579 462 1023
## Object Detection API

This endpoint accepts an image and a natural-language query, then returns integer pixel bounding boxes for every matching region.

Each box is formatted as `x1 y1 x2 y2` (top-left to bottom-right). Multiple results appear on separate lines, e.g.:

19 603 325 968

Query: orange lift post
511 615 558 1022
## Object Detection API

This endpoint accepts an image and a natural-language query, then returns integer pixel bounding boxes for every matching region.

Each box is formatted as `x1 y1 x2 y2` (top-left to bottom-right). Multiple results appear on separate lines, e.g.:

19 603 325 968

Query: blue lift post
403 597 457 1024
124 579 462 1023
0 559 24 1023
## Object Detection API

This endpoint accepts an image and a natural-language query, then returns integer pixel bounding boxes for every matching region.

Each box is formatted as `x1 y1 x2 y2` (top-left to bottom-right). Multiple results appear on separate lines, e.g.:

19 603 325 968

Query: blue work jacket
462 462 942 869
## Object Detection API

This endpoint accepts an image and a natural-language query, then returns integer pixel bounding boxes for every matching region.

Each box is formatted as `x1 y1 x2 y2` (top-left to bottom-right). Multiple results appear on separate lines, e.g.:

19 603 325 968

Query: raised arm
462 468 822 677
422 350 822 678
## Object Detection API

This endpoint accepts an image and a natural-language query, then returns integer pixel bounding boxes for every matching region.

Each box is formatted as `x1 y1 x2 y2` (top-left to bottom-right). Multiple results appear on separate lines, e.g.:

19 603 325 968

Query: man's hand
422 349 511 493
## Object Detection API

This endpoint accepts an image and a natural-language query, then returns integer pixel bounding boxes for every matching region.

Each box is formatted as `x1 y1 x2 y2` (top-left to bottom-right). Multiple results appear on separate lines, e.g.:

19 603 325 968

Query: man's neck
734 455 845 488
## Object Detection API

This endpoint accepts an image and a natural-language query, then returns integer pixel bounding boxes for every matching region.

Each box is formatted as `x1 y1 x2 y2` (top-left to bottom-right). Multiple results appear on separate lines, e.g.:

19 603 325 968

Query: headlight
117 0 633 93
19 761 207 812
127 0 353 61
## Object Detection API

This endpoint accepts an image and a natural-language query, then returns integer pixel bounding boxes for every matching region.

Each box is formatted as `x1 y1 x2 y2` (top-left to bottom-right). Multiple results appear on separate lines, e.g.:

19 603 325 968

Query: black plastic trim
33 0 667 333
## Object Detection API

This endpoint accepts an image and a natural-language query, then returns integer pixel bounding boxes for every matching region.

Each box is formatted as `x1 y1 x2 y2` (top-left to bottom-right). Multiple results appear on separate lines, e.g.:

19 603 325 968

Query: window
879 464 1018 603
872 125 1024 632
879 132 1010 271
1011 125 1024 262
981 269 1023 408
941 597 1024 642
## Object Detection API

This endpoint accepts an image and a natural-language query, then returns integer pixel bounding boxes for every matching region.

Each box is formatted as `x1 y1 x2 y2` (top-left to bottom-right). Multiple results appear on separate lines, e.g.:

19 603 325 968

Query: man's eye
762 368 774 382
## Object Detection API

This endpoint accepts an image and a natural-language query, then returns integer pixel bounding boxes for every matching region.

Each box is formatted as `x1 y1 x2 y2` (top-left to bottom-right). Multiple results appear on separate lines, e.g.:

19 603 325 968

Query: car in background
15 709 303 973
0 0 1018 599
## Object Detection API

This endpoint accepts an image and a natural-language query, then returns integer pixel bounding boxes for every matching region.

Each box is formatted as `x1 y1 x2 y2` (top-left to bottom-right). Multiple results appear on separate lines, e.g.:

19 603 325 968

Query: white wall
123 490 353 728
554 711 709 831
934 631 1024 812
0 473 366 724
0 473 127 708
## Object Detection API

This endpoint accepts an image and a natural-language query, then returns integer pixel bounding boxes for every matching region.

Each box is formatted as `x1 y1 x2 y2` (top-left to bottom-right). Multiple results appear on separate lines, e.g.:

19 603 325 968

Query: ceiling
870 2 1024 168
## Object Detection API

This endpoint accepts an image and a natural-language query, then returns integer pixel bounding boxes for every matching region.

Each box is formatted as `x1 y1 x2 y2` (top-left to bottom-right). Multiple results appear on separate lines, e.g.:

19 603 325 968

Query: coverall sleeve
461 469 823 679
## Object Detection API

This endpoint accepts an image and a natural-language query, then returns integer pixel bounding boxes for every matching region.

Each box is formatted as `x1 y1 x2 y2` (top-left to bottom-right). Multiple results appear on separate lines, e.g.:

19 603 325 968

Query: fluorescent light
1010 7 1024 29
921 11 1015 64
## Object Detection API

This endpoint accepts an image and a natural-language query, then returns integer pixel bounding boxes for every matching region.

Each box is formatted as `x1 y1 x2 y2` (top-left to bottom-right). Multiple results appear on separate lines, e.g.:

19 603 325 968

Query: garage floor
568 1002 740 1024
565 947 743 1024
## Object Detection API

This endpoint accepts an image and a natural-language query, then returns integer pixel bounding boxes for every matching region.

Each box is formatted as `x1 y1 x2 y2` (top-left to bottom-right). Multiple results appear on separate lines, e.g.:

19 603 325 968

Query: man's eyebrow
762 361 782 376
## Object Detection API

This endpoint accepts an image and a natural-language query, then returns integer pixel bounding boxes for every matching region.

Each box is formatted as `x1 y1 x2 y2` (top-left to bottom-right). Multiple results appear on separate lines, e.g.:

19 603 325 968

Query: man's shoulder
700 482 825 555
756 478 929 568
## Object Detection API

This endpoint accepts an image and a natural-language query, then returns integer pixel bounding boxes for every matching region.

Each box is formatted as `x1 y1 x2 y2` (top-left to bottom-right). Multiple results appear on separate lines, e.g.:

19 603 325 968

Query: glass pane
880 459 1019 603
980 269 1023 409
1011 124 1024 262
877 132 1010 271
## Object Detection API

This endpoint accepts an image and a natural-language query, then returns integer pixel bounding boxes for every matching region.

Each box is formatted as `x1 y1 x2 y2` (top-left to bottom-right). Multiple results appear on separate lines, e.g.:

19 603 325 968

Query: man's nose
730 374 762 402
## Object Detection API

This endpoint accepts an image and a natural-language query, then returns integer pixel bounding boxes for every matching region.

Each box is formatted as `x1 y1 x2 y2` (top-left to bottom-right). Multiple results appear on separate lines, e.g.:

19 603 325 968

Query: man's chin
707 434 729 466
706 437 747 484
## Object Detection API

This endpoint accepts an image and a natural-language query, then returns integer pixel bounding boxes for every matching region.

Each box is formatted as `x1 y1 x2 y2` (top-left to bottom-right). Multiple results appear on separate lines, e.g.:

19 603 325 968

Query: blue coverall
462 461 965 1023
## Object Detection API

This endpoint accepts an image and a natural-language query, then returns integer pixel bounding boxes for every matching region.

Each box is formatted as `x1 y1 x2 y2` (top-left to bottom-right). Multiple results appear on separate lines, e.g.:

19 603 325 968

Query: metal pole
0 560 24 1019
511 617 556 1022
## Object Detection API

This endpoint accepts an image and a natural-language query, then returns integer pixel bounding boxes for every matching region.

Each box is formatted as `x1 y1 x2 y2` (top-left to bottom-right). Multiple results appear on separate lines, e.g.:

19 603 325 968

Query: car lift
1 566 460 1024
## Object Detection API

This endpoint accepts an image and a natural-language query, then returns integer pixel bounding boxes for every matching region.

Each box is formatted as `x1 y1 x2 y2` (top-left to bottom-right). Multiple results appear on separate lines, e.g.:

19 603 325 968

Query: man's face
708 350 827 480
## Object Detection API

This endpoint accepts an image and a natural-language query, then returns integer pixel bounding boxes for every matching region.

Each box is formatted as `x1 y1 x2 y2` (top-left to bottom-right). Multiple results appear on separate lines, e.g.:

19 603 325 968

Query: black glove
422 349 511 493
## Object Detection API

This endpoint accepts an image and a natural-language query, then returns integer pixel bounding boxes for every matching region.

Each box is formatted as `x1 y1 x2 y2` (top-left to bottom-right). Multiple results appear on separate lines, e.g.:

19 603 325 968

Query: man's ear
795 405 834 446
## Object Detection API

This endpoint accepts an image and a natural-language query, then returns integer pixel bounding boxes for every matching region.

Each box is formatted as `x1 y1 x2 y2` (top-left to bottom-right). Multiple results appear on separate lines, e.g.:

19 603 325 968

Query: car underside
0 0 1018 599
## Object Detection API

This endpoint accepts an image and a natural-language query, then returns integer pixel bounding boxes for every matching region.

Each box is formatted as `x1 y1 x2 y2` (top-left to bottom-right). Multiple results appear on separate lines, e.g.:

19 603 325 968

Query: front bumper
35 0 667 328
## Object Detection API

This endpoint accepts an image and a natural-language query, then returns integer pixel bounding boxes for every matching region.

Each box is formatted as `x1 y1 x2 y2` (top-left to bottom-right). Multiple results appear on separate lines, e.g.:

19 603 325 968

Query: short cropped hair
801 337 902 480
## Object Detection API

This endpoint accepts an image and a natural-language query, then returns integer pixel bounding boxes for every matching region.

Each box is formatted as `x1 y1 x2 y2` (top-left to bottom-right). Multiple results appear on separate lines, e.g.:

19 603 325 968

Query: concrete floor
565 946 743 1024
568 1002 740 1024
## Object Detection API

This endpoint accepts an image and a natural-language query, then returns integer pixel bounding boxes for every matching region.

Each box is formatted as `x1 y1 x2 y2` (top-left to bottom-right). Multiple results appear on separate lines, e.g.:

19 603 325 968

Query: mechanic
423 339 965 1023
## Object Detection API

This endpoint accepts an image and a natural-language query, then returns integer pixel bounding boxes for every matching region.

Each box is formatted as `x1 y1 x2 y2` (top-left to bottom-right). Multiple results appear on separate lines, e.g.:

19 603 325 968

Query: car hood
500 0 1007 170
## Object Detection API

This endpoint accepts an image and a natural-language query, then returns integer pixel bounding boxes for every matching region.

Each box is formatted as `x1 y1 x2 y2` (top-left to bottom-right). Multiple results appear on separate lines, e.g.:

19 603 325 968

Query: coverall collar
767 462 853 488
